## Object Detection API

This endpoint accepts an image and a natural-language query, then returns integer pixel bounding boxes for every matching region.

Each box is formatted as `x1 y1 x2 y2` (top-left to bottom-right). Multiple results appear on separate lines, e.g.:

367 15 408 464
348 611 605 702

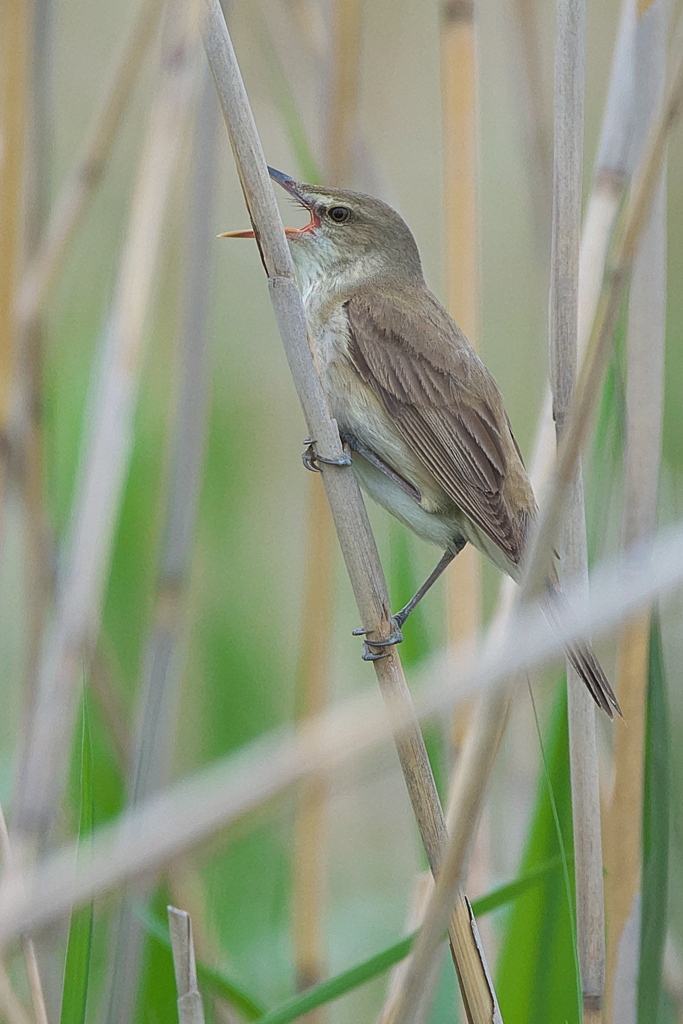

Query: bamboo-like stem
168 907 206 1024
440 0 482 663
3 518 683 944
202 4 501 1021
0 805 49 1024
549 1 605 1017
605 1 668 1017
16 0 166 328
102 61 212 1024
12 0 197 852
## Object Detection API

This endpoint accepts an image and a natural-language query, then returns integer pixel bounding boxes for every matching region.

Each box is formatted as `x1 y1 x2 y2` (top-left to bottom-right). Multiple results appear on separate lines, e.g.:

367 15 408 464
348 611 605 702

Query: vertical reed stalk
0 0 29 526
510 0 553 239
12 0 197 852
528 0 636 502
385 20 683 1020
549 3 605 1020
440 0 482 664
202 4 502 1020
103 64 212 1024
17 0 166 327
605 1 668 1016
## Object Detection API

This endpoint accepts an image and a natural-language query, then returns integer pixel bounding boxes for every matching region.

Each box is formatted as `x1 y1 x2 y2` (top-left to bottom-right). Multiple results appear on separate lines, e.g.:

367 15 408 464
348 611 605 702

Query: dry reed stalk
373 22 683 1011
16 0 166 328
291 1 366 1008
440 0 482 671
12 0 198 852
292 485 331 1001
168 907 206 1024
202 3 501 1020
0 0 29 528
549 0 605 1016
0 804 49 1024
102 61 212 1024
376 873 442 1024
2 516 683 944
510 0 553 238
605 1 668 1016
528 0 636 503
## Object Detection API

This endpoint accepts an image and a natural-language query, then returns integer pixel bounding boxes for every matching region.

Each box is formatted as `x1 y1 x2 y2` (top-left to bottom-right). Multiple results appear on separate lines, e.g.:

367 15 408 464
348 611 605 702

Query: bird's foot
302 438 352 473
352 621 404 661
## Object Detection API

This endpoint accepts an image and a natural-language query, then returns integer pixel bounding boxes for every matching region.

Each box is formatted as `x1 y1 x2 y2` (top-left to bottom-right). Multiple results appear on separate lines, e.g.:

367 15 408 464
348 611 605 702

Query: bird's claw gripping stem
302 438 352 473
352 623 404 661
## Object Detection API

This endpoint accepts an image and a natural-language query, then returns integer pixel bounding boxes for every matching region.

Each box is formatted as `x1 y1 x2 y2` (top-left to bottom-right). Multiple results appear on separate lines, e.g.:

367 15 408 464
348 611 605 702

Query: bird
222 166 620 718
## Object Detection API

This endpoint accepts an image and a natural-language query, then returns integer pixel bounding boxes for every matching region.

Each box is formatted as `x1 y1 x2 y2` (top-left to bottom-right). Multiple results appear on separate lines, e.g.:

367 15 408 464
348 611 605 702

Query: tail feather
543 589 622 719
564 641 622 719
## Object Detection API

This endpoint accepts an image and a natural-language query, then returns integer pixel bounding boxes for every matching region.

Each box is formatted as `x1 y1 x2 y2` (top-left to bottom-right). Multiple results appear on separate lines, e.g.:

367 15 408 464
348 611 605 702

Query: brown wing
344 287 529 564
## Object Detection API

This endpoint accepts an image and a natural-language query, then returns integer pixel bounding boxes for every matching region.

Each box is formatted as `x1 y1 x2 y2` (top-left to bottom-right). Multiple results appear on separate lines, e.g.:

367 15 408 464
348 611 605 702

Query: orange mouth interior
220 204 319 240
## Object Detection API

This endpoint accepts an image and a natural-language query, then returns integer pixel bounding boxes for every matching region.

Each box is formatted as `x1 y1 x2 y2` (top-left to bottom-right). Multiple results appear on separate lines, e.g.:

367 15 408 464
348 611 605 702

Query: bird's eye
327 205 351 223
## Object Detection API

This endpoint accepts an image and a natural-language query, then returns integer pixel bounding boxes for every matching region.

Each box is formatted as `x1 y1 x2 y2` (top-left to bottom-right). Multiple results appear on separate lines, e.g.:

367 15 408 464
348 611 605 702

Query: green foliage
496 687 581 1024
639 612 670 1023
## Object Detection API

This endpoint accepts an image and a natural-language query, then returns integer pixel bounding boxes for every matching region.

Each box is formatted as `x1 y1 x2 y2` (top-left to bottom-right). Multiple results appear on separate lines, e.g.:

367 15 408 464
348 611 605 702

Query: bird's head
221 167 423 296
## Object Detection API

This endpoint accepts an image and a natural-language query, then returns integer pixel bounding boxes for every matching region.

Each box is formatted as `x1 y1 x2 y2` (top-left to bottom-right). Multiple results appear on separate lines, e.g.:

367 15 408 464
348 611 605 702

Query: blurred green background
1 0 682 1021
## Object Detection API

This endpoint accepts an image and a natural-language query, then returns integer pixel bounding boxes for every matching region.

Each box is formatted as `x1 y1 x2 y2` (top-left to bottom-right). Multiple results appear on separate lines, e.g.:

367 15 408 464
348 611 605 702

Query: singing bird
223 167 620 718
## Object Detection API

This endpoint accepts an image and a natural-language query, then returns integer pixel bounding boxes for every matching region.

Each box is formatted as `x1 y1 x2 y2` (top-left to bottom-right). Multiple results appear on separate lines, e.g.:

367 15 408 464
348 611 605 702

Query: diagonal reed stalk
17 0 167 328
202 3 502 1021
440 0 482 673
548 1 605 1019
168 906 206 1024
12 0 198 853
102 61 213 1024
605 0 668 1017
2 515 683 946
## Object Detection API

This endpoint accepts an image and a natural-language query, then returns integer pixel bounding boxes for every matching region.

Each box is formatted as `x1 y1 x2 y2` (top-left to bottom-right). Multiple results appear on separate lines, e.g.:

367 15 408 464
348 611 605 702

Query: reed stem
605 0 668 1016
202 3 501 1020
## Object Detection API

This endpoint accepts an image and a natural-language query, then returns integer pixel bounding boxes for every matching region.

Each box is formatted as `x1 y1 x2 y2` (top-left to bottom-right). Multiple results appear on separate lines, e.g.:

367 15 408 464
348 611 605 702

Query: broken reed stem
605 1 668 1016
202 3 501 1021
3 518 683 945
0 805 49 1024
17 0 166 328
549 0 605 1015
440 0 482 666
12 0 198 851
103 61 212 1024
168 907 206 1024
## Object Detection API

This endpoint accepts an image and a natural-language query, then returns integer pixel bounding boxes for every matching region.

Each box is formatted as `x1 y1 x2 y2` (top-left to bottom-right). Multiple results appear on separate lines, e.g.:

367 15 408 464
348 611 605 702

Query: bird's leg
302 437 352 472
341 433 421 502
355 545 464 661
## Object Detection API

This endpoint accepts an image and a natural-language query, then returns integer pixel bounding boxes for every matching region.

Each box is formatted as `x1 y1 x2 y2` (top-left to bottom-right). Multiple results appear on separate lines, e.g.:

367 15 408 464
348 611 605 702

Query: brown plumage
223 168 620 718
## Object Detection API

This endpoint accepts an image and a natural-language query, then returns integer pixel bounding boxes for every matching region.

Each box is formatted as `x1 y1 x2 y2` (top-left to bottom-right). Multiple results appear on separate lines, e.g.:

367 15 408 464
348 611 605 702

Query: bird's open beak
219 166 319 239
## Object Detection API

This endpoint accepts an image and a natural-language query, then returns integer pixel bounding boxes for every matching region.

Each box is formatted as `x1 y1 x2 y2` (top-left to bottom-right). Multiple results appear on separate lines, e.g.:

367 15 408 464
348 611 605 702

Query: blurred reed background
0 0 682 1021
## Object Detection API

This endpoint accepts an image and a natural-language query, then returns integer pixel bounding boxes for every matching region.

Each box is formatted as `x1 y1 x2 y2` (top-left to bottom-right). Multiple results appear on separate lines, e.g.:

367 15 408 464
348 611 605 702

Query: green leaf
639 612 670 1023
60 695 95 1024
139 856 564 1024
496 686 581 1024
